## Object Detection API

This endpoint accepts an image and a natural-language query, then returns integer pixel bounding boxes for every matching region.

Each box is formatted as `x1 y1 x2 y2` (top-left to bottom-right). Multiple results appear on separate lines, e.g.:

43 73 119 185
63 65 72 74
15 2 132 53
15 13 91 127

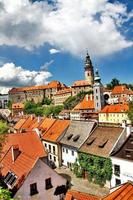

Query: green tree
7 100 13 110
0 187 14 200
127 101 133 124
42 97 52 105
106 78 120 89
0 121 8 134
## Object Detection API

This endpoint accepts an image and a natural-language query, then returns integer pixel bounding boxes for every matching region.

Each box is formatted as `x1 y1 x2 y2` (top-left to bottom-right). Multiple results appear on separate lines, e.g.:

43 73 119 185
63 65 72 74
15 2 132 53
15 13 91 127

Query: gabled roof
103 182 133 200
14 117 28 130
112 85 133 95
2 132 47 159
112 133 133 161
80 126 124 157
74 95 94 110
65 190 99 200
72 80 91 87
60 121 96 149
38 117 56 133
42 120 70 142
0 132 47 189
9 81 66 93
12 103 24 109
100 104 129 113
18 116 36 130
28 117 44 130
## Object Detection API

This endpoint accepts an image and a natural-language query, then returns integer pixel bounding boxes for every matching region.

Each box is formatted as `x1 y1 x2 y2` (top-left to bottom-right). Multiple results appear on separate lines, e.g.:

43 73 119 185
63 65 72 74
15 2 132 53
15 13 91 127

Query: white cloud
49 48 60 54
0 62 52 94
0 0 132 56
40 60 54 70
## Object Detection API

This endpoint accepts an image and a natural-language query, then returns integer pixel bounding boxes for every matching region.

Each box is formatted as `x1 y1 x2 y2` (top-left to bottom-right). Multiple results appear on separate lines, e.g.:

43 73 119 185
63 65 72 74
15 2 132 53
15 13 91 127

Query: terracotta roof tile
72 80 91 87
74 95 94 110
100 104 129 113
39 118 56 133
112 85 133 95
42 120 70 142
12 103 24 109
0 131 47 189
14 118 28 130
55 88 72 96
65 190 99 200
103 182 133 200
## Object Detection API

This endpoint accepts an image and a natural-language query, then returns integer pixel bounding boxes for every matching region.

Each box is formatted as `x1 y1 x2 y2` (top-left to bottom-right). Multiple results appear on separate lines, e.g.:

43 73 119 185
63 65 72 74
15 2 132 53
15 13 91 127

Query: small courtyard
55 167 110 197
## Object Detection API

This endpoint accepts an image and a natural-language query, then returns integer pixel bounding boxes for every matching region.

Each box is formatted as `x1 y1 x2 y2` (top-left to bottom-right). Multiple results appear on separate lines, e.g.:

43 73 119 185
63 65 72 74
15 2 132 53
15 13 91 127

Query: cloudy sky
0 0 132 93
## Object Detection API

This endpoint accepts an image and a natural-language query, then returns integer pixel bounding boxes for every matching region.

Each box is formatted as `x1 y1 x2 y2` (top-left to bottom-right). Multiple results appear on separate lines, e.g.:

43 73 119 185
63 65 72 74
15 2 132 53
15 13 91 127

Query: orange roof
9 80 65 93
0 131 47 188
38 118 56 133
2 132 46 159
28 117 45 130
42 120 70 142
14 117 28 130
20 116 36 129
100 104 129 113
112 85 133 95
55 88 72 96
103 182 133 200
65 190 99 200
72 80 91 87
74 95 94 110
12 103 24 109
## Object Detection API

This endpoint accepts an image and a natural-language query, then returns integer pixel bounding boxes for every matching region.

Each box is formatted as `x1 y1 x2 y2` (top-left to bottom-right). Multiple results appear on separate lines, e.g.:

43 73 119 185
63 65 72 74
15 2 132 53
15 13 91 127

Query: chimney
90 94 93 101
126 125 132 137
11 145 21 162
38 116 40 123
86 94 89 101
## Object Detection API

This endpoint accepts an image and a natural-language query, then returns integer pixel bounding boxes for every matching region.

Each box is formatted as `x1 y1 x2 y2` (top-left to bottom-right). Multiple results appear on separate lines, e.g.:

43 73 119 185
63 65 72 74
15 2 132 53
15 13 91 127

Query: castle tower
93 69 104 112
84 52 94 86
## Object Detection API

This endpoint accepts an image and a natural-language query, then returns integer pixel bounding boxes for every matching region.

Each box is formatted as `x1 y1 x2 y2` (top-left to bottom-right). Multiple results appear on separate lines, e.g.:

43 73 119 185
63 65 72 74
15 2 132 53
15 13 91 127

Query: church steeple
84 52 94 86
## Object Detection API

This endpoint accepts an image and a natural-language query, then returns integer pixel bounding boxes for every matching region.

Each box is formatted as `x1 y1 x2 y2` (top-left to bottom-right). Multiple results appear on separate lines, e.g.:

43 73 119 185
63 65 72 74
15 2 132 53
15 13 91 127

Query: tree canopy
106 78 120 89
0 187 14 200
127 101 133 125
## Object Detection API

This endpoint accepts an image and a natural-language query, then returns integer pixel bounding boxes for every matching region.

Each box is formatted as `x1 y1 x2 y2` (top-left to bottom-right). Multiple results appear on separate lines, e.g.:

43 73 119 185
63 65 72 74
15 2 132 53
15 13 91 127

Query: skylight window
73 135 80 142
98 139 108 148
67 134 73 140
86 137 96 146
4 172 17 187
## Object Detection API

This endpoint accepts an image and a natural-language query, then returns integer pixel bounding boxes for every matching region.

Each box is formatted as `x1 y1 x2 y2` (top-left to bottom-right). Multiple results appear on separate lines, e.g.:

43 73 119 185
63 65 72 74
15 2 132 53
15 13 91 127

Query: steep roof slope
103 182 133 200
65 190 99 200
60 121 96 149
42 120 70 142
80 126 124 157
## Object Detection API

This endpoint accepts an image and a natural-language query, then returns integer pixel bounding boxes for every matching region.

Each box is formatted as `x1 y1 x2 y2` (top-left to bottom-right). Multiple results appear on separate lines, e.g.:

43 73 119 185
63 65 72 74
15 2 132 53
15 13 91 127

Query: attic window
87 138 96 146
4 172 17 187
98 139 108 148
67 134 73 140
73 135 80 142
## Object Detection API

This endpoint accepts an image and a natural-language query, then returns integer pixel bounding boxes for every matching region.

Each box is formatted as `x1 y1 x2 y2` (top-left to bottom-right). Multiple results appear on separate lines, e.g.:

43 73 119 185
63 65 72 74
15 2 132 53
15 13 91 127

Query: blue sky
0 0 132 93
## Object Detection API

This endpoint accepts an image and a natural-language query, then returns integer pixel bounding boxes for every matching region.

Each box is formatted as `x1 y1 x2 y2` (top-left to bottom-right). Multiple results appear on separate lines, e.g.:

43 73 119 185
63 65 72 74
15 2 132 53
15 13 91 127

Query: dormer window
67 134 73 140
73 135 80 142
4 171 17 187
98 139 108 148
87 137 95 146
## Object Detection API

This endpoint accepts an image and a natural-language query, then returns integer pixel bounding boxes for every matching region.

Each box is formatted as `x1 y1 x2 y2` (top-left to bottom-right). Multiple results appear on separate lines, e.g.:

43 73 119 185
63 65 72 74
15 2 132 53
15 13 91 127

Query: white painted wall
111 156 133 188
70 112 80 121
43 141 60 168
62 145 78 167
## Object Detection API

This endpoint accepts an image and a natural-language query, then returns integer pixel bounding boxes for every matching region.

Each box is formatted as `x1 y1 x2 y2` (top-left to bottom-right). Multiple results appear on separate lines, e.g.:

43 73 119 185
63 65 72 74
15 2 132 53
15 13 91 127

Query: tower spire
84 52 94 86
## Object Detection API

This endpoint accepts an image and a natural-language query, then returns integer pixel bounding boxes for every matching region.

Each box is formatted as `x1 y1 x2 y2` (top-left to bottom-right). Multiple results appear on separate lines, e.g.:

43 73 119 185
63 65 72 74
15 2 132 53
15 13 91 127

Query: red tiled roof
20 116 36 130
9 81 65 93
65 190 99 200
103 182 133 200
112 85 133 95
72 80 91 87
100 104 129 113
74 95 94 110
14 118 28 130
39 118 56 133
42 120 70 142
0 131 47 188
12 103 24 109
55 88 72 96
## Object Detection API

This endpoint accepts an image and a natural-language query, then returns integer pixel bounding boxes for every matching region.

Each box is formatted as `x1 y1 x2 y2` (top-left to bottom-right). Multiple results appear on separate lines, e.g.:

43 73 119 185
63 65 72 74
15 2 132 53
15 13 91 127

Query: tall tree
106 78 120 89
